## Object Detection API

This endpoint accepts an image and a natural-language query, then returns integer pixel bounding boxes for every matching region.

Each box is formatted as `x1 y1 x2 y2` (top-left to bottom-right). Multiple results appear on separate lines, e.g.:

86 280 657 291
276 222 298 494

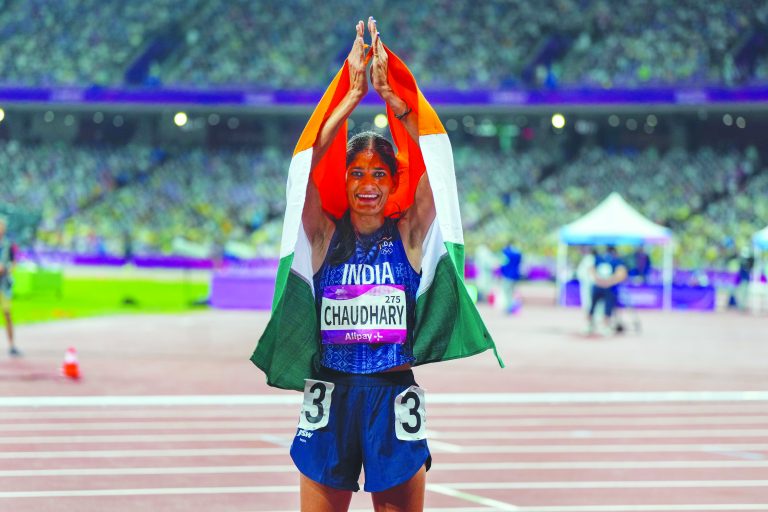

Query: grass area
10 272 210 325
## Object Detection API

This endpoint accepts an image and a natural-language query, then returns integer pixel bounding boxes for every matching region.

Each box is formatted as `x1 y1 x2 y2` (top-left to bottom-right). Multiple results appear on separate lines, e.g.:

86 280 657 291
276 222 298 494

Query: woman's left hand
367 16 392 100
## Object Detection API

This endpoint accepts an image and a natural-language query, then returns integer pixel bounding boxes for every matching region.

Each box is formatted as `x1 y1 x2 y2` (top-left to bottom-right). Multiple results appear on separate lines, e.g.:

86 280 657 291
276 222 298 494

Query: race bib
394 385 426 441
298 379 334 431
320 284 407 344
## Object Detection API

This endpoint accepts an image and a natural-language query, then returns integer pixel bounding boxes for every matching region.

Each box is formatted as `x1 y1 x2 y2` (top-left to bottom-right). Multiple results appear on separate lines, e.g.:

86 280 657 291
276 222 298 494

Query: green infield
9 271 210 325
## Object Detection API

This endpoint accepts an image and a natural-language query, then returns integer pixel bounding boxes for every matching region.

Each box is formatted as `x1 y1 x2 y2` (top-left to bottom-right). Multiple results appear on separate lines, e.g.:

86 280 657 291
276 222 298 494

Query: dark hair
345 131 397 175
327 132 398 267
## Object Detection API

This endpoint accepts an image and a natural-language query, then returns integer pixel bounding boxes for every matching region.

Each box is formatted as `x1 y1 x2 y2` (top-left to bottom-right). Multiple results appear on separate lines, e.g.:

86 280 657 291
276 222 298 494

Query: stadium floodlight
374 113 388 129
551 113 566 129
174 112 188 127
0 108 4 123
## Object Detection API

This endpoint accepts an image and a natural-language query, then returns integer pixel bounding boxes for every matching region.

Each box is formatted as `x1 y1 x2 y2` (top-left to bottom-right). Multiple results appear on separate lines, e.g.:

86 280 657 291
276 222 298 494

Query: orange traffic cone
61 347 81 380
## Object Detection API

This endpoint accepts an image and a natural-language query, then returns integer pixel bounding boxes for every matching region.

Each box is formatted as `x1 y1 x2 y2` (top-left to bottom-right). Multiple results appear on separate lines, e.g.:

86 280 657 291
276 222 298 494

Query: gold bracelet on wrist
394 105 412 120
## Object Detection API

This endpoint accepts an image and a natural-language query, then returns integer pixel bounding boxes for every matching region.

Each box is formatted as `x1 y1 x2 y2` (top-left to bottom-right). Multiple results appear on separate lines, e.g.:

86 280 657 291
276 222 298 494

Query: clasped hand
347 17 392 102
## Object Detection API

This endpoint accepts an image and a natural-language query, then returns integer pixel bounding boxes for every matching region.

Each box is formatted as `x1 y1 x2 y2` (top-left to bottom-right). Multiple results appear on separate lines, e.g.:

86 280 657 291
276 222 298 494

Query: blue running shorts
290 367 431 492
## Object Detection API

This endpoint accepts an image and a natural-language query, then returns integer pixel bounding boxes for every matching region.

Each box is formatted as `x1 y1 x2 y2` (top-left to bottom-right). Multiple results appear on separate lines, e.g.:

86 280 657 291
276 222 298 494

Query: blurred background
3 2 768 510
1 0 768 319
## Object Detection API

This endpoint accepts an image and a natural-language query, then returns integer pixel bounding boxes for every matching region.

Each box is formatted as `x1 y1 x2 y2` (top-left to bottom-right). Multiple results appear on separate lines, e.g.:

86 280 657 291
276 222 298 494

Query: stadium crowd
1 1 767 273
0 0 766 89
2 137 765 271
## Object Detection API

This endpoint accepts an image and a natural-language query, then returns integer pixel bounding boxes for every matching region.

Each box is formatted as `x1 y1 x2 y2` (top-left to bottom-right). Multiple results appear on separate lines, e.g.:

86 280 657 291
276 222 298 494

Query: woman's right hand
347 21 368 100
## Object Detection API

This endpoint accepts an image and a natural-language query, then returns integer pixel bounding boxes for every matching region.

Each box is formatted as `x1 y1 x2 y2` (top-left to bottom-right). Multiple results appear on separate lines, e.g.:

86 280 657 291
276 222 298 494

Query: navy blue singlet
313 217 421 373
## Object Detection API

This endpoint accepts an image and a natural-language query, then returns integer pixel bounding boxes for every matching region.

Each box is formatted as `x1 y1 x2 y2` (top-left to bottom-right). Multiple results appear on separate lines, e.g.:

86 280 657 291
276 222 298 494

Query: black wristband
394 106 412 120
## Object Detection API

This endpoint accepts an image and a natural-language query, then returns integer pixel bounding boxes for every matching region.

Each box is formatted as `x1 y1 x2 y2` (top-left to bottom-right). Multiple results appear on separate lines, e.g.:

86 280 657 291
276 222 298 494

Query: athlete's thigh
371 465 426 512
300 473 353 512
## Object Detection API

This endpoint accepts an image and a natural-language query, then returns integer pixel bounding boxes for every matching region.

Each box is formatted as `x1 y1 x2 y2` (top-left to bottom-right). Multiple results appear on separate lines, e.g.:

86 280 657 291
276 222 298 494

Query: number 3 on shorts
394 385 426 440
298 379 334 431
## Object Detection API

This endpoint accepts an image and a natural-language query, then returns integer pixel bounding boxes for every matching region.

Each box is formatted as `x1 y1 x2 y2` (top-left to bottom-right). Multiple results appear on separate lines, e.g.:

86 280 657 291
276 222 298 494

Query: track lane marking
1 443 767 459
2 391 768 407
5 415 768 431
427 483 519 511
0 448 286 459
4 429 768 444
4 403 768 420
4 461 768 477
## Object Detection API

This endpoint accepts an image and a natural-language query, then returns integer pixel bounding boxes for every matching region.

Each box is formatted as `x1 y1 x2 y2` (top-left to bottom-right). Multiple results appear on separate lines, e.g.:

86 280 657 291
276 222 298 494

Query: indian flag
251 45 504 391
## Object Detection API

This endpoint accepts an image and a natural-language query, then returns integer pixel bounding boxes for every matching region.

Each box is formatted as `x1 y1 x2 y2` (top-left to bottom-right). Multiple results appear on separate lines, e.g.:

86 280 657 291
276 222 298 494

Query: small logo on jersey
379 240 394 255
297 429 314 439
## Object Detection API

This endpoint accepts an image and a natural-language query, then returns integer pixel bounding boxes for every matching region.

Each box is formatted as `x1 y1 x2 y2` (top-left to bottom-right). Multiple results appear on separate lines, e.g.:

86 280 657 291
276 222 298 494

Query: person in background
588 245 628 336
735 248 754 311
0 217 19 357
576 246 597 315
632 245 651 284
499 244 522 314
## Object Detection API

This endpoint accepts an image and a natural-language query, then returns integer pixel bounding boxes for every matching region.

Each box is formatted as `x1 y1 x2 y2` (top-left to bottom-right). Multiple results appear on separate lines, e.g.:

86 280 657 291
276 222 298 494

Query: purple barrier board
4 85 768 107
671 285 717 310
564 280 715 311
19 250 280 271
209 268 276 310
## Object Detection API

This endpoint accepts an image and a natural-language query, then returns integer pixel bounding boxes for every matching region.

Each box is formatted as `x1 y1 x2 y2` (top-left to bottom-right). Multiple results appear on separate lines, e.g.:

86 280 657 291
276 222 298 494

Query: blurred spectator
576 246 597 313
499 244 522 314
588 246 627 336
0 217 19 357
631 246 651 284
735 249 755 311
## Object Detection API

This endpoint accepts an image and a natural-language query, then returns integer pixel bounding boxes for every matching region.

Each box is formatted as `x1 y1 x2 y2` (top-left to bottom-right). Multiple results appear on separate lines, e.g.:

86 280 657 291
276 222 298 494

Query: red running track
1 305 767 511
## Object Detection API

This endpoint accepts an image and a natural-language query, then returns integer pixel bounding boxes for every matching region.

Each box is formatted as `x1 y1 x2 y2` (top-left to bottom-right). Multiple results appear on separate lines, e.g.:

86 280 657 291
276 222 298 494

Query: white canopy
556 193 674 309
754 225 768 250
752 225 768 313
559 192 672 245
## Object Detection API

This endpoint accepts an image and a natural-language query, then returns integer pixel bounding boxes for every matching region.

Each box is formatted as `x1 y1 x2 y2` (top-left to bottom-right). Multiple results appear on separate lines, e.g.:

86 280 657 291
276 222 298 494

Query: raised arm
368 18 418 143
303 21 369 270
368 18 435 267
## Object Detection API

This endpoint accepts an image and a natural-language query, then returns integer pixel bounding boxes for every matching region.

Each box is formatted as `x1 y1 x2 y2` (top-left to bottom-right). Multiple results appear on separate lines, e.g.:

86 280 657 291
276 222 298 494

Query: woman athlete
292 17 435 512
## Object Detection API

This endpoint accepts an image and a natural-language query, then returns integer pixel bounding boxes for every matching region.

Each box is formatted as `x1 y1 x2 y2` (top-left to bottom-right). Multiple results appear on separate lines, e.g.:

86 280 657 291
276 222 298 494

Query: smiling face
345 149 396 219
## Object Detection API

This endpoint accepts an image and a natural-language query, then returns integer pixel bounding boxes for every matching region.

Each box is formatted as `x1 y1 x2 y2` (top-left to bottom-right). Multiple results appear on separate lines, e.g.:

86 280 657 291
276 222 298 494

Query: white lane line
506 507 768 512
0 409 298 420
248 507 768 512
0 433 286 444
0 480 768 500
428 428 768 440
367 506 768 512
6 415 768 431
2 391 768 407
436 461 768 469
428 443 768 454
4 461 768 477
1 443 766 459
0 486 296 498
446 480 768 489
0 448 286 459
427 483 519 511
429 440 465 452
0 465 294 477
3 403 767 420
0 420 290 431
443 416 768 427
3 429 768 444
